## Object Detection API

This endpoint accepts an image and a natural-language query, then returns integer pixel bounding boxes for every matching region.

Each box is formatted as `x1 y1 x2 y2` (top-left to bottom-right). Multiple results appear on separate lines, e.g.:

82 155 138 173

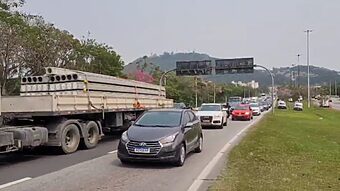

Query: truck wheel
61 124 80 154
81 121 100 149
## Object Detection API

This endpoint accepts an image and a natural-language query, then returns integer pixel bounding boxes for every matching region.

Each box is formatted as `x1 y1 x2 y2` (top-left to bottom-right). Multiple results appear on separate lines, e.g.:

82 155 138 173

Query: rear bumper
232 115 251 120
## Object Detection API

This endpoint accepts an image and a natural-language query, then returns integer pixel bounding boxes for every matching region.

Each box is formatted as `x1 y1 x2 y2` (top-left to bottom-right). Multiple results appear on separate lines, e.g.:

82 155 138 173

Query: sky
21 0 340 71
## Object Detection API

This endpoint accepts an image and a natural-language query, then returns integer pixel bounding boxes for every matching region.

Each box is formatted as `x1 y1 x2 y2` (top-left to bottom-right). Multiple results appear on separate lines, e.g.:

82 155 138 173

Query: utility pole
243 87 246 98
213 83 216 103
335 80 337 96
195 77 198 108
329 81 332 96
305 29 312 108
297 54 301 88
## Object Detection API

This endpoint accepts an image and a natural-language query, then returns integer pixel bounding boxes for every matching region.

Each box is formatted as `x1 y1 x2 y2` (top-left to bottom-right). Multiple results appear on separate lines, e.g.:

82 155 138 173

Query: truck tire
61 124 80 154
81 121 100 149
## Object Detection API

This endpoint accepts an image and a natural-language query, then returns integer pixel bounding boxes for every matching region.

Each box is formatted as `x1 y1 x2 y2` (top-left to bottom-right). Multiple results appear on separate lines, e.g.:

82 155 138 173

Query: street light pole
159 68 176 97
305 29 312 108
297 54 301 88
195 77 198 108
336 80 338 96
254 64 275 114
213 82 216 103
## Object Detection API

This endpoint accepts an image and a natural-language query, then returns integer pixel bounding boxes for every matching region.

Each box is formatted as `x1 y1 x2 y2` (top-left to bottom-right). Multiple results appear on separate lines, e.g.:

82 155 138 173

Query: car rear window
200 105 221 111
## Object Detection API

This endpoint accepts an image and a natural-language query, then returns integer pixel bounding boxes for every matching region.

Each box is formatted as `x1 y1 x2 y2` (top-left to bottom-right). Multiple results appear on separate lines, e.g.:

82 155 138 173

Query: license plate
134 147 150 153
203 120 210 123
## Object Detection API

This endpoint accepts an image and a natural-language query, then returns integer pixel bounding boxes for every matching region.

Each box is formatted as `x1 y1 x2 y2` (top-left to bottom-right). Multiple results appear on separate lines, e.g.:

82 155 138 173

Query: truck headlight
121 131 129 143
160 132 178 145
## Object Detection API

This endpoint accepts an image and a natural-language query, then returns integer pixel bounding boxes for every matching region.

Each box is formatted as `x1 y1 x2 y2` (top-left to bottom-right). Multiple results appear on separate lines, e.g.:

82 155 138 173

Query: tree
0 10 27 94
75 38 124 77
0 0 24 11
0 4 125 95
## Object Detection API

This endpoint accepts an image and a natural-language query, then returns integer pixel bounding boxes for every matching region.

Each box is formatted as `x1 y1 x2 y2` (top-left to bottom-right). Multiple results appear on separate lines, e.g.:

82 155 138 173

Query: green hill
124 52 340 86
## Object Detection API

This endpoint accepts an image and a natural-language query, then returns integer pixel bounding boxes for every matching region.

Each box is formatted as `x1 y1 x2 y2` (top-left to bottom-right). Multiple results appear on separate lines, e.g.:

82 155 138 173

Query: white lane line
0 177 32 190
108 150 118 154
187 114 266 191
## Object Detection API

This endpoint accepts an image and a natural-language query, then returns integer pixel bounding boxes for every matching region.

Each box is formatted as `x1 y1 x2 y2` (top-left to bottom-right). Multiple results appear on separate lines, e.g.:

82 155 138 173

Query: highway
0 114 265 191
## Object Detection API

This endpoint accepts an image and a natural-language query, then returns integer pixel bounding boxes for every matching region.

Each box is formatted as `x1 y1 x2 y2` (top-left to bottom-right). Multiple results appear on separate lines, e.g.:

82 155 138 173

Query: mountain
123 52 213 74
124 52 340 86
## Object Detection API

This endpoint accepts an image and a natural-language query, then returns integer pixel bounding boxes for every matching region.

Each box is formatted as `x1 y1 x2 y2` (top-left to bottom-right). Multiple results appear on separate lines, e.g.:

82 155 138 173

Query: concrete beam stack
20 67 166 99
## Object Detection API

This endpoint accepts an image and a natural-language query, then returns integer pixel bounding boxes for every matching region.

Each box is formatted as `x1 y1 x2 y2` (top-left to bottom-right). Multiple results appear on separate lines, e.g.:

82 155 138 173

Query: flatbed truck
0 70 173 154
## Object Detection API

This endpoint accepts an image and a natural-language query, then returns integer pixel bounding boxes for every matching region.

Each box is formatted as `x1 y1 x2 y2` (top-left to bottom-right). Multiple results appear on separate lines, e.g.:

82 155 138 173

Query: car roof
201 103 221 106
148 108 187 112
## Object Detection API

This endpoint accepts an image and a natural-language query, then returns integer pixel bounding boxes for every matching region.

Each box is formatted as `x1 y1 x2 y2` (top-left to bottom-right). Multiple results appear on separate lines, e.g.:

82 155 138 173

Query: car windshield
250 103 259 107
234 105 249 110
135 111 182 127
229 97 242 102
200 105 221 111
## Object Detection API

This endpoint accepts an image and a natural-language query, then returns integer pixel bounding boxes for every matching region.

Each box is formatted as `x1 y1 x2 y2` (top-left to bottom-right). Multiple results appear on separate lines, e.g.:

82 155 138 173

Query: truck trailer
0 67 173 154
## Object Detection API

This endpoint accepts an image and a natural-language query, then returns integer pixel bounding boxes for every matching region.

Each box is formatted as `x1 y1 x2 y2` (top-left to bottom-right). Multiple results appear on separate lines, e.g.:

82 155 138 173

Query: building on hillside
231 80 259 89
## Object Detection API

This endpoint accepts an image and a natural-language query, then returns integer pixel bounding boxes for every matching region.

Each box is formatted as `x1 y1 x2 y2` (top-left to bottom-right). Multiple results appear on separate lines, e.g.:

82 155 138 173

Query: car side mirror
185 122 194 128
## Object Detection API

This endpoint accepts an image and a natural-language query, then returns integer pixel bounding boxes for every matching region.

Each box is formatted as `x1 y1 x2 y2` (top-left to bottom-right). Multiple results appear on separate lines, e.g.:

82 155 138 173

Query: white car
277 100 287 109
249 102 261 116
293 102 303 111
196 103 227 129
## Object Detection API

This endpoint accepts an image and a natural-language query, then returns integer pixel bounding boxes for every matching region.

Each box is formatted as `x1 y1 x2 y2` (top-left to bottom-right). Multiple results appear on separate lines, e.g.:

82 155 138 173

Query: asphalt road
0 114 265 191
0 134 121 185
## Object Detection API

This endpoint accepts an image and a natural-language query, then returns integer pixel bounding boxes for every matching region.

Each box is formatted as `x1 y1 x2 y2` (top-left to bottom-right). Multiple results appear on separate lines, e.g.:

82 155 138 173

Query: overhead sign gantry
175 58 254 76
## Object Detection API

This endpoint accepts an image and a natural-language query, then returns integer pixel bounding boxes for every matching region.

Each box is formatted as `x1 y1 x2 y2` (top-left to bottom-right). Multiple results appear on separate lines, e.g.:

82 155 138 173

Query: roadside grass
210 105 340 191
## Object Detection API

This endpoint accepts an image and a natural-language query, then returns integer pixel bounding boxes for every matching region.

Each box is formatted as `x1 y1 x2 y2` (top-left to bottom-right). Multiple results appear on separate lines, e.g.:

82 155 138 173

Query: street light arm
159 68 176 97
159 69 176 87
254 64 275 114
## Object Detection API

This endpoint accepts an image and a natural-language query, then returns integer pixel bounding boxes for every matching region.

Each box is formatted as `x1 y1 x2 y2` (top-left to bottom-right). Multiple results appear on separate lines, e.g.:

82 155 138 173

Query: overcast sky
22 0 340 71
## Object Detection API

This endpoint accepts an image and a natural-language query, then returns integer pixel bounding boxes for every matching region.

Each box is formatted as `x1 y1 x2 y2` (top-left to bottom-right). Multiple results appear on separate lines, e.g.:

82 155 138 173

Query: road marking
187 114 266 191
108 150 117 154
0 177 32 190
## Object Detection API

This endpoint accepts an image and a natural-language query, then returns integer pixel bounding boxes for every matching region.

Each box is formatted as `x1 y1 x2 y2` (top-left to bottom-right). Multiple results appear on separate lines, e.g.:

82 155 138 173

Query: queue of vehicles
0 68 269 167
118 95 273 166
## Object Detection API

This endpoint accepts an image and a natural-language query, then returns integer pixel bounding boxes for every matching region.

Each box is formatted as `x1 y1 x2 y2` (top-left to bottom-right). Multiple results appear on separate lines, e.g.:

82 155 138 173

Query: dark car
117 109 203 166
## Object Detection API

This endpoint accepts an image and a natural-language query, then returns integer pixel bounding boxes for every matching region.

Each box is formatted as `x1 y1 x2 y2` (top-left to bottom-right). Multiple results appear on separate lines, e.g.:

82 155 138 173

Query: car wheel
174 144 186 167
223 117 227 126
120 159 131 165
218 119 224 129
194 136 203 153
